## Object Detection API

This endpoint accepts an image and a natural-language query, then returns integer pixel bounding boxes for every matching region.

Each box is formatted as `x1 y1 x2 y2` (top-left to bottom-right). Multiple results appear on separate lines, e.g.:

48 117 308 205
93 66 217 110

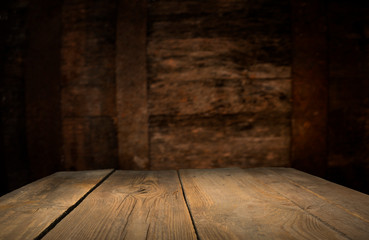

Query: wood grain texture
44 170 196 240
0 169 112 240
269 168 369 222
150 113 290 169
179 168 347 239
249 168 369 239
148 0 292 169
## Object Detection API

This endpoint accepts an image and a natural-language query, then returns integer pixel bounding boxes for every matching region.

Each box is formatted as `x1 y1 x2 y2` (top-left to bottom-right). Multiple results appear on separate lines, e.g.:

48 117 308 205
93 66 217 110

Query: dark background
1 0 369 196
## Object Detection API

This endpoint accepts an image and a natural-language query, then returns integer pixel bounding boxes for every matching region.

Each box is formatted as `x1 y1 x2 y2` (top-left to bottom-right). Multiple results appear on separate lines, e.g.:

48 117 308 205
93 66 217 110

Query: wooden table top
1 168 369 239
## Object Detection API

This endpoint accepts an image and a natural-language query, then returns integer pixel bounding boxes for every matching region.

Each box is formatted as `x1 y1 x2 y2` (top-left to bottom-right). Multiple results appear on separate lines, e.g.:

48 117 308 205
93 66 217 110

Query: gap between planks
178 168 364 239
31 168 367 239
177 170 200 240
34 169 116 240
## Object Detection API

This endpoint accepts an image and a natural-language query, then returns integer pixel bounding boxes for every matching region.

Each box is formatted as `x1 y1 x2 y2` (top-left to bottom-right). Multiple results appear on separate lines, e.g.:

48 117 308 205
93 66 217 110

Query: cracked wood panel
43 170 196 240
179 168 348 239
0 169 112 240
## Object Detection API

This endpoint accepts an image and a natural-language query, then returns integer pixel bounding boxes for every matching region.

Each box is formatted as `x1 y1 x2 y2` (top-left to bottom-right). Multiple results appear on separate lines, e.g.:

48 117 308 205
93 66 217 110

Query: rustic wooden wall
147 0 292 169
1 0 369 195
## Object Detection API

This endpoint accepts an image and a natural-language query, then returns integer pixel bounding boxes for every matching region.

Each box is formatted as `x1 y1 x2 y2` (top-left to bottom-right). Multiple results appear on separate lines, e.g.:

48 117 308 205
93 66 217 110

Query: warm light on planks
0 169 112 240
1 168 369 239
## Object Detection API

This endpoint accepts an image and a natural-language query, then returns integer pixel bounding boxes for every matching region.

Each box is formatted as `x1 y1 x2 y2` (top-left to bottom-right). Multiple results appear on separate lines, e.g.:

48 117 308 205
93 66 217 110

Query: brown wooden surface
147 0 292 169
1 168 369 239
0 169 112 240
179 168 347 239
43 170 196 240
249 168 369 239
268 168 369 222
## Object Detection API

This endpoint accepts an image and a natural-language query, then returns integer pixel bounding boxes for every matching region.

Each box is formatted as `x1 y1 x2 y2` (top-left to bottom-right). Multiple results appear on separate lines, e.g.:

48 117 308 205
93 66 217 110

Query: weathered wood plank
149 78 291 116
0 169 112 240
43 170 196 240
150 113 290 169
148 0 292 169
179 168 347 239
149 0 290 45
248 168 369 239
268 168 369 222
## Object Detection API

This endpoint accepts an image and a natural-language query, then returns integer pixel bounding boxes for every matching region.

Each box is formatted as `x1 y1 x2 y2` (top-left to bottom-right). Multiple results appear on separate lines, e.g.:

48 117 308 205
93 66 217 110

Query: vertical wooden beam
25 0 62 180
116 0 149 169
61 0 118 170
291 0 328 177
